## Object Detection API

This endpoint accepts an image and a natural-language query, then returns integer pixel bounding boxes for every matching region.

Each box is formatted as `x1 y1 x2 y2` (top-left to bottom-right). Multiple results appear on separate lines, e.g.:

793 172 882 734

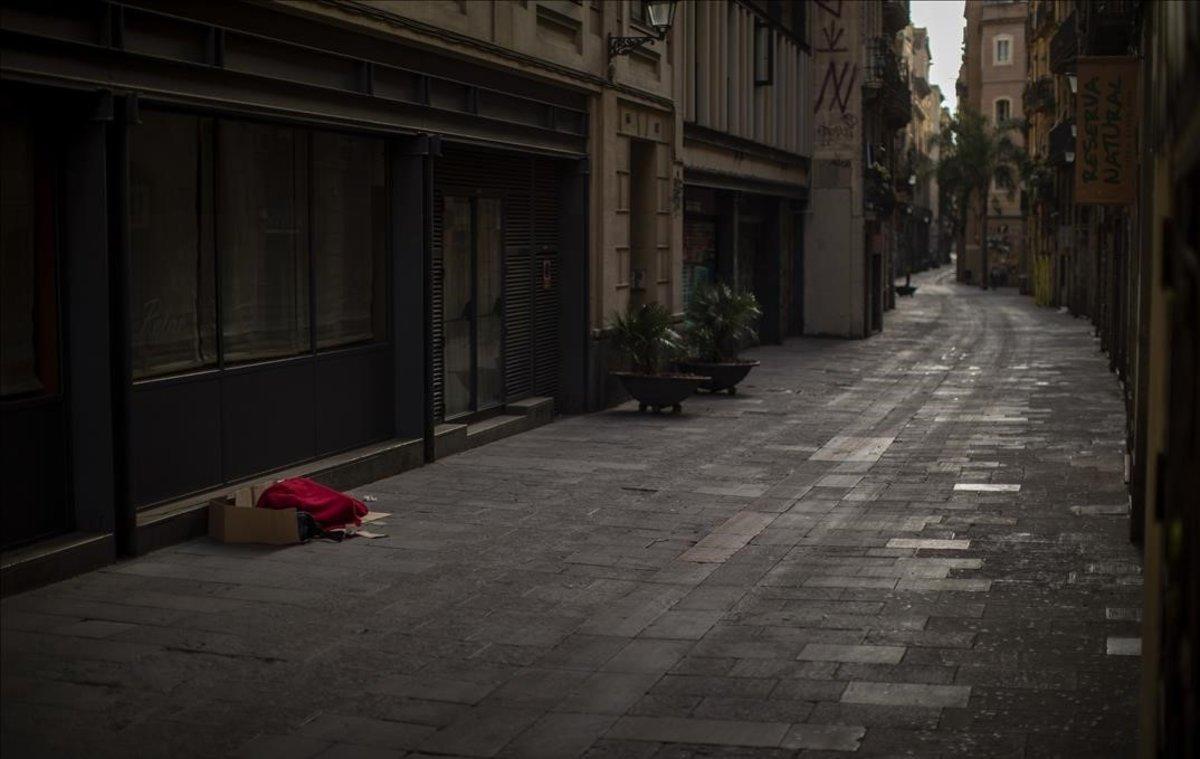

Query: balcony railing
1022 76 1056 114
884 84 912 130
865 165 896 215
1049 11 1077 74
1048 118 1075 165
1080 0 1139 55
913 75 932 100
882 1 910 36
864 38 912 130
1026 159 1056 207
1030 1 1054 39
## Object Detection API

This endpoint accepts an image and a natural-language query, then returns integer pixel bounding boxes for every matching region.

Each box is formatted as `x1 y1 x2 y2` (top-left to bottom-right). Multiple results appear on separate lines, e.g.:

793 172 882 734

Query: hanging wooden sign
1075 56 1138 205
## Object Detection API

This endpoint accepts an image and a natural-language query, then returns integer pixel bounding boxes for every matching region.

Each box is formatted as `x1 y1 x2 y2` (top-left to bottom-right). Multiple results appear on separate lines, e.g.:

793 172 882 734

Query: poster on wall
1075 56 1138 205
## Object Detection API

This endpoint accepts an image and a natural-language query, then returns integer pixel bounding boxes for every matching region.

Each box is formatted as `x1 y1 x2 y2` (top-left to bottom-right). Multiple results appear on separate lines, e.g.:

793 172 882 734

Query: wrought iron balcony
912 75 932 100
1049 11 1077 75
1080 1 1139 55
865 165 896 215
1026 159 1057 208
1030 1 1054 39
882 1 910 36
864 38 893 91
884 85 912 130
1048 118 1075 166
864 38 911 130
1022 76 1056 114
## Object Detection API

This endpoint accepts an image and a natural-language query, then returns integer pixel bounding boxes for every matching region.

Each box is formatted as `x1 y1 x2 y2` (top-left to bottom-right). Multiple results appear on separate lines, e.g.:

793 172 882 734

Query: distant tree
933 108 1023 289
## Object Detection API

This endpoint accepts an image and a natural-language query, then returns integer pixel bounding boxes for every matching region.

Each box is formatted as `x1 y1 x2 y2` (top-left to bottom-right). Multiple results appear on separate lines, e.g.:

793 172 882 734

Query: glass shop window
1 102 59 398
311 131 387 350
218 121 311 363
129 111 217 379
129 113 389 378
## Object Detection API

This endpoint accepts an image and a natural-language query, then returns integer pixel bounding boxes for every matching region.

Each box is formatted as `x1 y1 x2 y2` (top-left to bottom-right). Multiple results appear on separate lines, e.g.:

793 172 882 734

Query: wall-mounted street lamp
1067 74 1078 94
609 0 678 59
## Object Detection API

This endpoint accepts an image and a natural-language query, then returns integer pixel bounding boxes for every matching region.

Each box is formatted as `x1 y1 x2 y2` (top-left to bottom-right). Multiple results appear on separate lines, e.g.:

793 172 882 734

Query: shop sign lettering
1076 57 1138 205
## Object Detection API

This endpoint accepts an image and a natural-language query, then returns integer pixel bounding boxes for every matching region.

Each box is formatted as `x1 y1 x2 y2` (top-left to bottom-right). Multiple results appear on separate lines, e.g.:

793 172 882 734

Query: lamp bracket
608 34 658 58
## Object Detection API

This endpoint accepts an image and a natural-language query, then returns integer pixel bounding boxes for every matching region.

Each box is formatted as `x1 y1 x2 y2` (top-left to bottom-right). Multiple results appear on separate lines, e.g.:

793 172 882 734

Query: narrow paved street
1 266 1142 758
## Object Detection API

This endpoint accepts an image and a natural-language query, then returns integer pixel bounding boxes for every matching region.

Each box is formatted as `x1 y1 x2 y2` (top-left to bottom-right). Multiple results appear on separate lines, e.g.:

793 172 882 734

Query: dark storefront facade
682 184 806 344
0 1 589 588
125 109 396 510
431 146 568 423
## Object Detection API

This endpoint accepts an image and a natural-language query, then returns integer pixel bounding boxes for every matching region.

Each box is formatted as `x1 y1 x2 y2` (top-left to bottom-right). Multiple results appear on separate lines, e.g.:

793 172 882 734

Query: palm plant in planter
609 302 705 414
677 282 762 395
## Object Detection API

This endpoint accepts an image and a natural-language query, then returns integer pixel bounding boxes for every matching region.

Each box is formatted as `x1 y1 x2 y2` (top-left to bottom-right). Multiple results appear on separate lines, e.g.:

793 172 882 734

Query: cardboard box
208 488 300 545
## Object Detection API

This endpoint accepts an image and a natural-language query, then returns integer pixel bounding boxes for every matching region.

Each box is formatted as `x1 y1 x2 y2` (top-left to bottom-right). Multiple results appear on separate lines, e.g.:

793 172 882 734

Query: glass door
475 198 503 410
442 196 503 419
1 95 71 547
443 197 473 418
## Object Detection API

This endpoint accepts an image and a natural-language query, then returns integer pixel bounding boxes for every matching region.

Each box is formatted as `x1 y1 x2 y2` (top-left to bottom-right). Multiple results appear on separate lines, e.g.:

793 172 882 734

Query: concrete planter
675 360 760 395
612 372 706 414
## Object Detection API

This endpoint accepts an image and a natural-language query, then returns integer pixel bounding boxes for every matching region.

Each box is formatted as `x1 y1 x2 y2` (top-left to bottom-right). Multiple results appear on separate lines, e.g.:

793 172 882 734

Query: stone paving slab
1 267 1141 757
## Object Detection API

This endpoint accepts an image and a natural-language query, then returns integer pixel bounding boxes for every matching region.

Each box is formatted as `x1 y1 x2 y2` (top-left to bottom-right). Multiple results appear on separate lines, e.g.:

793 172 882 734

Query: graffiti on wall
812 0 860 157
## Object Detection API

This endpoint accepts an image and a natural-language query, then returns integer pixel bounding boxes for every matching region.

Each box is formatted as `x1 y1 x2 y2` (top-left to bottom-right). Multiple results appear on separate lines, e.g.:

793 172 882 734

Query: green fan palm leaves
683 282 762 363
609 302 685 375
932 108 1023 288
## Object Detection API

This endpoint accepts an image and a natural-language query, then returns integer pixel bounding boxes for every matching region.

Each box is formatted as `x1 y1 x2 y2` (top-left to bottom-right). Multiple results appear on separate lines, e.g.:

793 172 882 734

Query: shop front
0 0 589 586
2 88 74 549
125 109 396 509
682 184 802 344
1 82 115 557
432 145 571 423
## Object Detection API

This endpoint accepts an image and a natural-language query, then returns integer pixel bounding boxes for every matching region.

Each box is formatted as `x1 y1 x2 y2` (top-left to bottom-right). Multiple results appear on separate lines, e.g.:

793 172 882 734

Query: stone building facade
806 0 911 337
959 0 1028 287
675 1 812 343
897 25 945 274
0 1 848 590
1014 3 1200 752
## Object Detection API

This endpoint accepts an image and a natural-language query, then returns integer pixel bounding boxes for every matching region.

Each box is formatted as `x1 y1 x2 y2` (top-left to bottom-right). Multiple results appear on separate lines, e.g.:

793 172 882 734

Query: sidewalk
1 267 1142 758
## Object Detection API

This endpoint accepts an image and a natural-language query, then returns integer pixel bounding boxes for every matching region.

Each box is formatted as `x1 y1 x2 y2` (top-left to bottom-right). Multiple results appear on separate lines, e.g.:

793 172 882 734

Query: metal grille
431 188 445 421
504 246 534 400
533 248 559 399
531 159 561 403
431 146 561 418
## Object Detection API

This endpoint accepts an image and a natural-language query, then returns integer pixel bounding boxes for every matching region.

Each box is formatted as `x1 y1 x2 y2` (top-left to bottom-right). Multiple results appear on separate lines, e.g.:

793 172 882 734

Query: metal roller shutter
431 189 445 422
504 245 534 400
532 159 561 403
431 145 561 420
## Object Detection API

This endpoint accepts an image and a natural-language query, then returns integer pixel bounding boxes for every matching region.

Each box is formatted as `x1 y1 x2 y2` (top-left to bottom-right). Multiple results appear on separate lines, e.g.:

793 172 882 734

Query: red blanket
257 478 368 530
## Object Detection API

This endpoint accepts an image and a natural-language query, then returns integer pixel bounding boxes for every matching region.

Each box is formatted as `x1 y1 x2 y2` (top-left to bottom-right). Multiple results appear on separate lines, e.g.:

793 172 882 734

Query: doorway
442 195 504 419
0 95 71 547
628 139 657 306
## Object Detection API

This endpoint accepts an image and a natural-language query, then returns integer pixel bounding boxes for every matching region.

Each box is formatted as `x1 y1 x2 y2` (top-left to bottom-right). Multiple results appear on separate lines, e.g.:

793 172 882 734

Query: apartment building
675 1 812 343
807 0 911 337
897 24 945 275
959 0 1028 287
1014 2 1200 752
